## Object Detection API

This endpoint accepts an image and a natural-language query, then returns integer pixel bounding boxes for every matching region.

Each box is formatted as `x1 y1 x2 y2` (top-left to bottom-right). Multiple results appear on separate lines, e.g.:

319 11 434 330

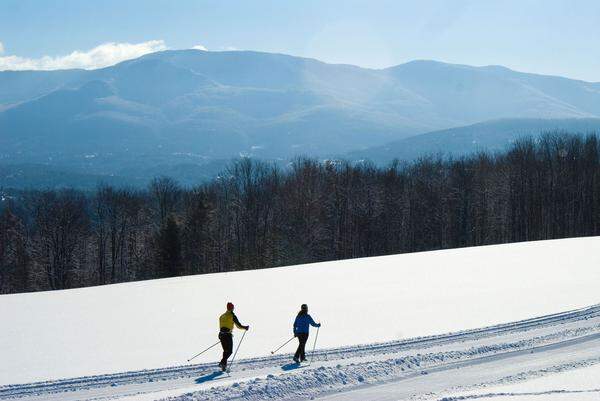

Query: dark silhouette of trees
92 186 146 284
28 190 89 290
150 177 181 225
180 190 210 275
156 215 182 278
2 132 600 294
0 207 29 293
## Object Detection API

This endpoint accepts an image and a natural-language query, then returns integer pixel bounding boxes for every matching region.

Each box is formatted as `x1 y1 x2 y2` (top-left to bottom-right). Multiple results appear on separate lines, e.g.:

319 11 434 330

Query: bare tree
149 177 181 226
29 190 89 290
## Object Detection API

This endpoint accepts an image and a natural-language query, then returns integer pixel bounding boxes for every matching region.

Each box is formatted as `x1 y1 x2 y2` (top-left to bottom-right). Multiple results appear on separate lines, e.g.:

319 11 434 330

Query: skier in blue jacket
293 304 321 363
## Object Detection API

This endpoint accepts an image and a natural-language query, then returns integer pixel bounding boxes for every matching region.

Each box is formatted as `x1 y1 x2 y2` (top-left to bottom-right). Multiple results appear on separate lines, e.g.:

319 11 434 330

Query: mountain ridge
346 117 600 164
2 49 600 175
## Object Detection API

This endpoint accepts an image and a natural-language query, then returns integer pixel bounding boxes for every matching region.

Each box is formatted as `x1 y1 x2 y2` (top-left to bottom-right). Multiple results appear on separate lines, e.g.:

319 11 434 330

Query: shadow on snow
281 362 306 371
195 371 225 383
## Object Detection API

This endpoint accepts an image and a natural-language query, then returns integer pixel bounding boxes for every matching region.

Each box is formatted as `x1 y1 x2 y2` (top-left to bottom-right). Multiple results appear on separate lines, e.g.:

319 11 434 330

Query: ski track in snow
2 304 600 401
426 359 600 401
436 389 600 400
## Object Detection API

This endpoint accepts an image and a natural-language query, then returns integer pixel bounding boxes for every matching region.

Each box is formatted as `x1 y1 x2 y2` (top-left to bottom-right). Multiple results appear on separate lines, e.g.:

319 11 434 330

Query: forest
1 132 599 294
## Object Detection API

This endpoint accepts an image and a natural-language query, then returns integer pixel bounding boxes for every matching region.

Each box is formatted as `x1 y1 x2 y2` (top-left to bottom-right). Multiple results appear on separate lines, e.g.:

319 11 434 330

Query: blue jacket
294 313 320 334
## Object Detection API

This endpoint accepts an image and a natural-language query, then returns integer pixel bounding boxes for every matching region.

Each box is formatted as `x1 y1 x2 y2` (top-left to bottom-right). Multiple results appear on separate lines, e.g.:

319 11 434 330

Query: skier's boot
219 361 227 372
293 356 300 364
300 357 306 363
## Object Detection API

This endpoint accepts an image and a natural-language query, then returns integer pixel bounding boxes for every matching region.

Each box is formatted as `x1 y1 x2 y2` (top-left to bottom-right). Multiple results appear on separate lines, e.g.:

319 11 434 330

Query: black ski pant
219 332 233 365
294 333 309 361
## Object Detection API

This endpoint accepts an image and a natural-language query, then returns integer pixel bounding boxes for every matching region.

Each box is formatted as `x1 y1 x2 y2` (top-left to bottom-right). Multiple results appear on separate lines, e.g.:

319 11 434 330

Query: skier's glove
244 325 250 330
317 323 322 327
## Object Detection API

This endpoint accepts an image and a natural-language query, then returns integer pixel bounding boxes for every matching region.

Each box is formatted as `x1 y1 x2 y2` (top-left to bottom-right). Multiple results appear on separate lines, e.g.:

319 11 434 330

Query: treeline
1 132 599 294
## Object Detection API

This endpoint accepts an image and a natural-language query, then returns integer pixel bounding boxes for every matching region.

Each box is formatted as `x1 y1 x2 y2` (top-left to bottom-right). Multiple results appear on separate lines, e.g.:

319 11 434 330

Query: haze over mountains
346 118 600 164
1 49 600 187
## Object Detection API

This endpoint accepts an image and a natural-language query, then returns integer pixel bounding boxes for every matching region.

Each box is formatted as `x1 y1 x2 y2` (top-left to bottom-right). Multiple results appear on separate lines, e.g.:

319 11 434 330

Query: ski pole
271 336 295 355
308 326 320 366
227 329 247 372
187 340 220 362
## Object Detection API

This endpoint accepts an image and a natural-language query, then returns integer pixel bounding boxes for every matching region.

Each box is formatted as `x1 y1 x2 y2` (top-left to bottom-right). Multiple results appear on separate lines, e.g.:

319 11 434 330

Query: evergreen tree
0 207 29 293
157 215 182 278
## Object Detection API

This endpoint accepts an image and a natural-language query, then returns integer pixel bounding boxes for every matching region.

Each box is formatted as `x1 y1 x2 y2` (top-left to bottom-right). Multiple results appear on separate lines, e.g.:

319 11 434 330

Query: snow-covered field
436 360 600 401
1 237 600 400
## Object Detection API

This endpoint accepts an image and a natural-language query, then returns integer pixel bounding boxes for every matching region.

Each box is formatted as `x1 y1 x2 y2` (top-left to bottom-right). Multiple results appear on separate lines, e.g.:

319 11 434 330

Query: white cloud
0 40 167 71
192 44 208 51
0 42 4 54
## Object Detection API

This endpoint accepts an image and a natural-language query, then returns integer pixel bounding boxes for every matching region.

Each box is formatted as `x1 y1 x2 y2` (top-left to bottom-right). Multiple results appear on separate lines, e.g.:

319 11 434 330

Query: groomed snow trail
2 304 600 401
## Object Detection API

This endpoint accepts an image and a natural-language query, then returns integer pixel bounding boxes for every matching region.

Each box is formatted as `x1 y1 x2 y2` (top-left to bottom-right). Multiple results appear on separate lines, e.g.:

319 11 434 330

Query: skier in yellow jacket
218 302 249 371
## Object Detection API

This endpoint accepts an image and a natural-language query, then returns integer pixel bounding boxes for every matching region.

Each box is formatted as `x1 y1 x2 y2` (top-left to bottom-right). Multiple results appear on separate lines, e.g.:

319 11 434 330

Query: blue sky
0 0 599 81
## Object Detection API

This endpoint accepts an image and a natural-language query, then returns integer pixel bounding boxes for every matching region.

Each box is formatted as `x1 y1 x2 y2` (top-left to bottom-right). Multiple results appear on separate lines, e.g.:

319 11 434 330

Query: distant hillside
2 50 600 175
0 164 136 190
0 157 232 190
346 118 600 164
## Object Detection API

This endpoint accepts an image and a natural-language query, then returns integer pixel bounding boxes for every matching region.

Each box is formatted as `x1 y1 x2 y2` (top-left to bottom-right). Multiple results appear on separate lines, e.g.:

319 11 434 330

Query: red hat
227 302 234 311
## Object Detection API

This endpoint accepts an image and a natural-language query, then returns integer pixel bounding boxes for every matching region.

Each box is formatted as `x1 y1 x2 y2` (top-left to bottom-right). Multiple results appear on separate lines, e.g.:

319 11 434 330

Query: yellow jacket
219 311 245 332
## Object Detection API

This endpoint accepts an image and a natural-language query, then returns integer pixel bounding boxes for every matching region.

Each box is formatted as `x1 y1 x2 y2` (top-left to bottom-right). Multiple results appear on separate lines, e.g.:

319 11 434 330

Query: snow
3 295 600 400
477 395 599 401
439 363 600 401
106 317 600 401
1 237 600 386
507 363 600 392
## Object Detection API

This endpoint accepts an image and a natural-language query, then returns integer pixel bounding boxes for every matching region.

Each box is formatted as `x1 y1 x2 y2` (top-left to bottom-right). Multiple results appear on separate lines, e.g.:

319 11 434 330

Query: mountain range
1 49 600 187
